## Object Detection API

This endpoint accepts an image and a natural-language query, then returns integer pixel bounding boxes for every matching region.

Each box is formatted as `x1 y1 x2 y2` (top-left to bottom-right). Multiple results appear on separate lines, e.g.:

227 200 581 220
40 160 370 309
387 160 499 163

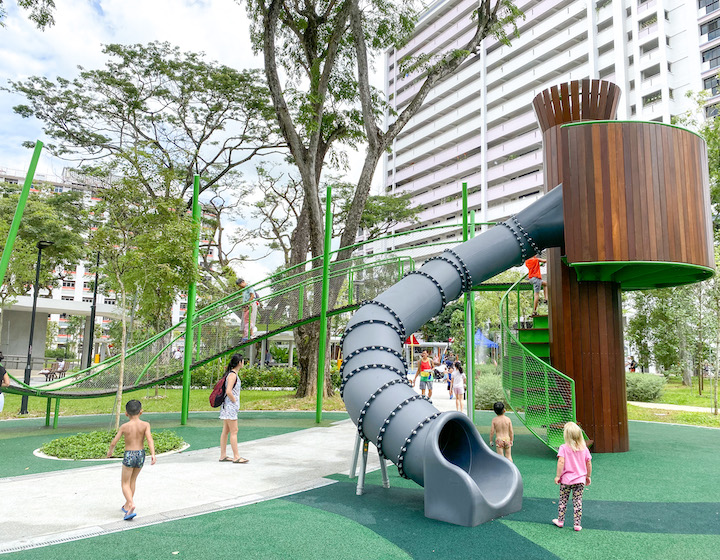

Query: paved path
628 401 719 414
1 385 463 554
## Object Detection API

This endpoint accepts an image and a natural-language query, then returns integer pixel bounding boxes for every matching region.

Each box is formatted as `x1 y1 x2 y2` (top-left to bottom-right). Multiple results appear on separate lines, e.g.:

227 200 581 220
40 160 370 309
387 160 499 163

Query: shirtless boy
107 399 156 520
490 401 514 462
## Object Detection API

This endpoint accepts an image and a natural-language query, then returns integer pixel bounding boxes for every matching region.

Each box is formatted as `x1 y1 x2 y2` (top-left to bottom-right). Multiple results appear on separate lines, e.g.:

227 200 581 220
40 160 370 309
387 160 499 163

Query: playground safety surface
1 403 719 560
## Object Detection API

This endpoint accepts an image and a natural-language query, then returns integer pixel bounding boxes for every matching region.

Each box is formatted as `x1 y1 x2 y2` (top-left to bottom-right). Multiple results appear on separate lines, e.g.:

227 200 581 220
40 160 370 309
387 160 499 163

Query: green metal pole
0 141 43 287
316 184 333 424
348 270 354 305
467 210 477 418
298 285 304 319
45 398 51 427
181 175 201 425
53 398 60 429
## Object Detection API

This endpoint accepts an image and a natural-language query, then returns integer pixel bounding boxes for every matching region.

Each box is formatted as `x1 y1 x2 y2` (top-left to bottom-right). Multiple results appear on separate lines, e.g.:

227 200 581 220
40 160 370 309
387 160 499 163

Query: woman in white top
450 361 466 413
219 354 249 464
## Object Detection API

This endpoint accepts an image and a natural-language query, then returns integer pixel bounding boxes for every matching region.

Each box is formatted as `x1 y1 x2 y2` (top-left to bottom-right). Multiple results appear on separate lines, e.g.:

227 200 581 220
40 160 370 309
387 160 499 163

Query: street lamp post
20 240 54 414
86 251 100 369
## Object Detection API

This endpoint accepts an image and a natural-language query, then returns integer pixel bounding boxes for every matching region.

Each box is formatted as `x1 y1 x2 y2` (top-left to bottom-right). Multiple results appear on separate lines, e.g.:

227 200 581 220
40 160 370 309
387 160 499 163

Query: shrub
475 363 501 376
41 430 185 460
474 374 505 410
626 373 665 402
240 365 300 388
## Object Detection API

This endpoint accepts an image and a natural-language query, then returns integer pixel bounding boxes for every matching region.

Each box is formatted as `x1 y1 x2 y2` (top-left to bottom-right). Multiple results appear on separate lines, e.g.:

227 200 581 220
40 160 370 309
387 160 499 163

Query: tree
0 0 55 30
9 41 285 292
247 0 522 397
0 179 88 348
88 180 198 428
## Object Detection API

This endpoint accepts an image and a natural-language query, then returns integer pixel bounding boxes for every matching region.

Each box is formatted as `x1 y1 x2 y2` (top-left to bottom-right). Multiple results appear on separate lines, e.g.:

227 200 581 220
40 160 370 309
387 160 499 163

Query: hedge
626 372 665 402
474 374 505 410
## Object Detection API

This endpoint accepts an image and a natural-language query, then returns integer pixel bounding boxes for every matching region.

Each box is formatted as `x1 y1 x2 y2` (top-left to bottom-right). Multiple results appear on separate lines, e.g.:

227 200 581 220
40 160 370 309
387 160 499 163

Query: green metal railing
5 222 468 401
499 274 578 451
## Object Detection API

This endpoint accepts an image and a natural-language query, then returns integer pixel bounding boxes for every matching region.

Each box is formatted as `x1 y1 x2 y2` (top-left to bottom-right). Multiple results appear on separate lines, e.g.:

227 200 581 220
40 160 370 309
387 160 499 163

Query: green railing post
0 141 43 288
298 284 304 319
316 185 333 423
348 270 354 305
181 175 201 425
45 397 51 427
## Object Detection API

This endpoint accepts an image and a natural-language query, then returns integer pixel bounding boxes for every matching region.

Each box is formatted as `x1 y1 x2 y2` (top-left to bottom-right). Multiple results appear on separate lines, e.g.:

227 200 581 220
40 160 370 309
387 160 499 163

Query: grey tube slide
340 186 565 526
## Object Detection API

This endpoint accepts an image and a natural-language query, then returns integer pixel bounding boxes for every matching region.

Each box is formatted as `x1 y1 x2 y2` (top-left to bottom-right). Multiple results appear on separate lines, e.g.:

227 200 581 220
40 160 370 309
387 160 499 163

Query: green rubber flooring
3 412 719 559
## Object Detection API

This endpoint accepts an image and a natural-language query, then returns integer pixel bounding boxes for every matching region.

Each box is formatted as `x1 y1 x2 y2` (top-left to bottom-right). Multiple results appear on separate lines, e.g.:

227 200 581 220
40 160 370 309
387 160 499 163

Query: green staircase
500 280 578 451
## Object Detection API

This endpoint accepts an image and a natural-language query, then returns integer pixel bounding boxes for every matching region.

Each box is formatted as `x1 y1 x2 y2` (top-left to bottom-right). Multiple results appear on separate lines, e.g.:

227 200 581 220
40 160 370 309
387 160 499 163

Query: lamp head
36 241 54 250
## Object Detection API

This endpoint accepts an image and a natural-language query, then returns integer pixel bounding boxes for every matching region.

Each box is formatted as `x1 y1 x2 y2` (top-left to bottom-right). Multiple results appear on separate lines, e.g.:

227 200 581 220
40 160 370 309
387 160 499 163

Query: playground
2 78 719 556
1 405 719 559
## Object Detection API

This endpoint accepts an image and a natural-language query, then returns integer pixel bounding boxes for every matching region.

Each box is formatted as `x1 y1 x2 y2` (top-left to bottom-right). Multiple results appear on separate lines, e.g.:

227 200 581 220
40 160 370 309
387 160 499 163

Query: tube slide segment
341 186 564 526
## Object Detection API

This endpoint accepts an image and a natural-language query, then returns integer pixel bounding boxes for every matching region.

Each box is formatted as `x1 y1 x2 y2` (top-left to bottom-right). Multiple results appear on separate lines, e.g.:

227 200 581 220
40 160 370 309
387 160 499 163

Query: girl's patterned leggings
558 483 584 526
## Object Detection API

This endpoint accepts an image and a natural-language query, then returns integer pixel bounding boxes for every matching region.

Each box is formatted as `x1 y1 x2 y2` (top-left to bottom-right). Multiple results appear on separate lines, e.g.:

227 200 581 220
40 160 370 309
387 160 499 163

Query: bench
40 362 59 381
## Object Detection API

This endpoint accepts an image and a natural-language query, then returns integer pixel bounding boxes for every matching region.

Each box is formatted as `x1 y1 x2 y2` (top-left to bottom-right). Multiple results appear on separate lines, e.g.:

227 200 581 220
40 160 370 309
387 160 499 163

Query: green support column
0 141 43 287
181 175 201 425
316 185 333 424
53 398 60 429
45 397 51 427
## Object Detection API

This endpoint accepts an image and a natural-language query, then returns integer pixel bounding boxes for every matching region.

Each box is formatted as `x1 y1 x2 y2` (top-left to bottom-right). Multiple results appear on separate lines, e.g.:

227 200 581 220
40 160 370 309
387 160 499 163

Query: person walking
236 278 258 342
219 354 249 464
552 421 592 531
412 350 435 402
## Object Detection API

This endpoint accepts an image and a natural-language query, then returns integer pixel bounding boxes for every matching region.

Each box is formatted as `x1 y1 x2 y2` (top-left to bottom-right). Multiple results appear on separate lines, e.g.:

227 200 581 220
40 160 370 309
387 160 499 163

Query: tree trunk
113 277 127 430
294 320 333 398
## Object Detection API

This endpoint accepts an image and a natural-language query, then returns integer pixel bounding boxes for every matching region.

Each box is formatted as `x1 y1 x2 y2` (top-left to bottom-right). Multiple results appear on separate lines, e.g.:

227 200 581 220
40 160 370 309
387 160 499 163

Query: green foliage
421 300 463 343
475 363 501 376
40 430 184 460
626 373 665 402
190 360 300 389
474 374 505 410
45 348 74 360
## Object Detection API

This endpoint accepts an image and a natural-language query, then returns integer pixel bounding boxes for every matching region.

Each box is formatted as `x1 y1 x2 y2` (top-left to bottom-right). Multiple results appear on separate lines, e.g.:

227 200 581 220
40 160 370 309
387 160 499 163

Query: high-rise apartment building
381 0 714 248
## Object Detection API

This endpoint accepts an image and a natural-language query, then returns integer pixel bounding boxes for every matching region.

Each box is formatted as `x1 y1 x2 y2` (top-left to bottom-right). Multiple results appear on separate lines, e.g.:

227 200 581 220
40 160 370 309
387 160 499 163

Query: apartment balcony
486 43 590 108
486 16 587 86
396 0 476 60
486 193 543 223
485 0 581 68
487 150 543 184
394 96 484 156
699 5 720 19
637 21 658 42
597 49 615 74
391 133 482 184
401 78 485 136
638 0 657 16
596 25 614 50
394 50 480 110
487 171 544 204
485 129 542 163
639 47 662 69
393 152 484 194
394 119 482 170
486 110 537 144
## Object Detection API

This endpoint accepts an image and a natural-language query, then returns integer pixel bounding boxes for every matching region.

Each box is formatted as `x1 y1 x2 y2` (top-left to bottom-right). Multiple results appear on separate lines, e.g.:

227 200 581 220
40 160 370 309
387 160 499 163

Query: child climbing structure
340 79 713 526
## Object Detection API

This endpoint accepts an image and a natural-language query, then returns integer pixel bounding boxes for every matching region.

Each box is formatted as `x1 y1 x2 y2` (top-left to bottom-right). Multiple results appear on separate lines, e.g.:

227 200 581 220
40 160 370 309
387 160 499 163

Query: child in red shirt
525 254 548 316
552 421 592 531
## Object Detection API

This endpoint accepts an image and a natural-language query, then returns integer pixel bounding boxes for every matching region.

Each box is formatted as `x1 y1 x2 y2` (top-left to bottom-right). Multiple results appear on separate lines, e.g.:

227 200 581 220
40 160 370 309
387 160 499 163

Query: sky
0 0 376 282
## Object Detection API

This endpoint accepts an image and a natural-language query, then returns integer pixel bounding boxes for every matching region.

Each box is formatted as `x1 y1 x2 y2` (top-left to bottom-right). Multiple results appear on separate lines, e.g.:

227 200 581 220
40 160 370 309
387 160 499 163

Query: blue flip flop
121 507 127 513
123 510 137 521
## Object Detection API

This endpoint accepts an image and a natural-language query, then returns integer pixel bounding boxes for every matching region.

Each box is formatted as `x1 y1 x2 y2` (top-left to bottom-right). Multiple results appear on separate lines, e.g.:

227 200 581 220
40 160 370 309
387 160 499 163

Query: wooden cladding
547 250 629 453
532 79 621 133
561 122 714 269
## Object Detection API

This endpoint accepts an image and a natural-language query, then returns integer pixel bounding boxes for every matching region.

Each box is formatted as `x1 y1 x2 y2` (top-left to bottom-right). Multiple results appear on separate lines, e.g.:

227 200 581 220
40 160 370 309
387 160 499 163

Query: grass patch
0 388 347 420
627 404 720 428
40 429 185 460
655 376 720 408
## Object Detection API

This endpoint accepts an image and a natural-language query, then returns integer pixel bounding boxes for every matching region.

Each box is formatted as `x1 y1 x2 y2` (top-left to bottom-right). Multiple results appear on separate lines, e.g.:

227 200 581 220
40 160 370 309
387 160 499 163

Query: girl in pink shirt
552 422 592 531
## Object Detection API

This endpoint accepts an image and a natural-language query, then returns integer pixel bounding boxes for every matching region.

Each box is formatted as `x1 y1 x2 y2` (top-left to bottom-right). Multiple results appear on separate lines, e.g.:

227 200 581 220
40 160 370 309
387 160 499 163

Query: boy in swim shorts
107 399 156 520
489 401 514 462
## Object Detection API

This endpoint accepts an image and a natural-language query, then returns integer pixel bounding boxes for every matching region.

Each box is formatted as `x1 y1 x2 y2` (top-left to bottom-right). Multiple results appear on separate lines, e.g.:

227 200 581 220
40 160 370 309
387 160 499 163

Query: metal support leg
349 432 362 478
52 398 60 429
378 449 390 489
45 398 51 427
356 439 369 496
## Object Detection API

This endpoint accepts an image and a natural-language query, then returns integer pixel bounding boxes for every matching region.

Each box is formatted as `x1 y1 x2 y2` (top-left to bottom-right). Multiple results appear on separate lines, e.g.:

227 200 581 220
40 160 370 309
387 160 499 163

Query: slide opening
438 418 476 472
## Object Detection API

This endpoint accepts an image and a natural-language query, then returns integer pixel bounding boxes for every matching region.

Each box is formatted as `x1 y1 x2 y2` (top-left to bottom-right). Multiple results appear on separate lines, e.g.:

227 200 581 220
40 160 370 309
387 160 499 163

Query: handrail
499 273 578 451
